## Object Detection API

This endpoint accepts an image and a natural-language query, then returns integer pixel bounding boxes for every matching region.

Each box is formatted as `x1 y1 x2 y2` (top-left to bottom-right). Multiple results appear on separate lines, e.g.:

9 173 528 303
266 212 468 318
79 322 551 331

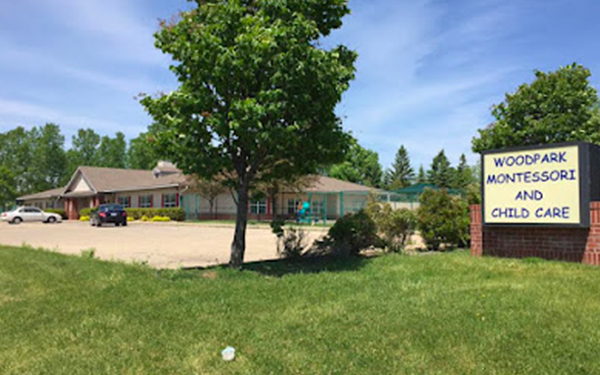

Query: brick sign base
470 203 600 265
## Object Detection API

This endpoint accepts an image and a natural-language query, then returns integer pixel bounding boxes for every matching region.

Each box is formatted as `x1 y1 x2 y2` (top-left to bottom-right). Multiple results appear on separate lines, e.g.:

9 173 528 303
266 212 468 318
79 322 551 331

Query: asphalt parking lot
0 221 327 269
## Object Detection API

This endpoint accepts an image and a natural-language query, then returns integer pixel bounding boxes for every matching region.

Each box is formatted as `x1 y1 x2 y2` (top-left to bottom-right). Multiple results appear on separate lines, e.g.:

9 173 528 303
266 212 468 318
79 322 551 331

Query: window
118 196 131 208
163 193 178 208
25 208 42 213
287 199 302 214
140 195 153 208
250 199 267 215
311 200 324 215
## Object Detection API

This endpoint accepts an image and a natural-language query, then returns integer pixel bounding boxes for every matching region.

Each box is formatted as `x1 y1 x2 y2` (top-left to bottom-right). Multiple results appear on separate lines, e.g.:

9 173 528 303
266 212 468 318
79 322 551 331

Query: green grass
1 247 600 374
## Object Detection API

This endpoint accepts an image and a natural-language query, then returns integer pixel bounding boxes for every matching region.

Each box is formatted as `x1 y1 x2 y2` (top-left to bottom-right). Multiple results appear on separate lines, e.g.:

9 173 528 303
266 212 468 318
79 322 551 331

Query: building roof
17 187 64 201
301 175 376 194
393 183 462 195
75 166 187 193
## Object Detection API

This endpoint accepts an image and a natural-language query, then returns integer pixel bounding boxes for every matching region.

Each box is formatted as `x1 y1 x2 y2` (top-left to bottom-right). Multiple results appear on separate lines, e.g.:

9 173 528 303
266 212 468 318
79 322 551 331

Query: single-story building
18 162 379 221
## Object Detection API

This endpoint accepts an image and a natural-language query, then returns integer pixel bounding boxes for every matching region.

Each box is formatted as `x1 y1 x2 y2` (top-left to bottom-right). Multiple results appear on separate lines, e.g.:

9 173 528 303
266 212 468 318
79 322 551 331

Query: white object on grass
222 346 235 361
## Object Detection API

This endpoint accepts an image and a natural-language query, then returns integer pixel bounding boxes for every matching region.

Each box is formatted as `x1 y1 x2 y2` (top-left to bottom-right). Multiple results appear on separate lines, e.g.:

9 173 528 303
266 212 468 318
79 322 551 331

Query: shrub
271 220 307 259
417 188 470 251
45 209 67 219
125 208 185 221
79 208 94 217
79 216 90 222
326 210 378 256
151 216 171 222
140 215 150 222
365 196 417 253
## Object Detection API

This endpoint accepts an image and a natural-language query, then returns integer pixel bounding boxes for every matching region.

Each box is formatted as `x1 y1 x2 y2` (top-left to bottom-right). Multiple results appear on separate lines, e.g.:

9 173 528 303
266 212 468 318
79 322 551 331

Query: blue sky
1 0 599 171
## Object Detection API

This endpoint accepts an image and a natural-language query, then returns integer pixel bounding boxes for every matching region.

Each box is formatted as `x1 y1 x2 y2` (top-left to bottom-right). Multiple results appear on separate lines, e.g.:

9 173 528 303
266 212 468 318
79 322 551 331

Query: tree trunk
230 181 249 268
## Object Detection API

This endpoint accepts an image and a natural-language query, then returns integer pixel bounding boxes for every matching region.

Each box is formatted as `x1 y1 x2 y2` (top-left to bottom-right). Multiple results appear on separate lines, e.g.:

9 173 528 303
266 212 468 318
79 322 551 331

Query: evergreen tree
428 150 454 188
452 154 475 189
385 145 414 190
416 165 427 184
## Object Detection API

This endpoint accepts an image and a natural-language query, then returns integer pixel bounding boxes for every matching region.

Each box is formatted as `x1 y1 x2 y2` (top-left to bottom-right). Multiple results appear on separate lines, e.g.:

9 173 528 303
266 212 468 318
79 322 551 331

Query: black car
90 204 128 227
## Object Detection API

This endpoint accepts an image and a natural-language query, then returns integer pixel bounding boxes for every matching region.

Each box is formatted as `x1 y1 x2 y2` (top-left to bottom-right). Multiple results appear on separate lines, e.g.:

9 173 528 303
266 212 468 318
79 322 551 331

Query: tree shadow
183 254 372 278
243 255 372 277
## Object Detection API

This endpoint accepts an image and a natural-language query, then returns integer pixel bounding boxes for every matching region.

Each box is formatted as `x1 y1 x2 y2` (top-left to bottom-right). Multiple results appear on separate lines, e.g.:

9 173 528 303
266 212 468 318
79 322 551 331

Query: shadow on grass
183 255 371 278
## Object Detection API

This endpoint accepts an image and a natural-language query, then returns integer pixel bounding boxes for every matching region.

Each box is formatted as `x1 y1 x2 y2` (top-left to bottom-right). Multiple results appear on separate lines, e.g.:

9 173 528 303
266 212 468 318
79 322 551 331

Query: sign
482 142 599 227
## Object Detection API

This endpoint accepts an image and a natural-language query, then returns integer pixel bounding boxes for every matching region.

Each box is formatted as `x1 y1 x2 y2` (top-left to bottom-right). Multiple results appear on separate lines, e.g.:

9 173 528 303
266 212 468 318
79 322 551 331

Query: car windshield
101 204 124 211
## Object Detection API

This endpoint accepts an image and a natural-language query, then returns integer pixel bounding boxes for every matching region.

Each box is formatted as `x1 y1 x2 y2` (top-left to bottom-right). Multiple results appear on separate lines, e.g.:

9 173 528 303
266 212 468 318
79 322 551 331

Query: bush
45 209 67 219
79 208 95 217
365 196 417 253
271 220 307 259
417 188 470 251
125 208 185 221
79 216 90 222
79 207 185 221
140 215 150 222
151 216 171 222
326 210 378 256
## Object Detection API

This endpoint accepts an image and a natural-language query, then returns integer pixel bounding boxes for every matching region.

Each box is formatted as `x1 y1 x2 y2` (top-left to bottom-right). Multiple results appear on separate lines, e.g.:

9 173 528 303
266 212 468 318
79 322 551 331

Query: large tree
428 150 454 189
328 137 383 188
452 154 475 190
127 132 161 170
0 166 17 210
472 63 600 153
384 145 414 190
0 127 34 194
141 0 356 267
67 128 101 176
416 165 427 184
96 132 127 168
29 124 68 192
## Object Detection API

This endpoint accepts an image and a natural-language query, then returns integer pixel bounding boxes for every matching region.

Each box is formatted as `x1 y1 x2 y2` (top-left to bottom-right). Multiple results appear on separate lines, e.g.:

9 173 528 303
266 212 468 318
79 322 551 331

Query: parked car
1 207 62 224
90 204 127 227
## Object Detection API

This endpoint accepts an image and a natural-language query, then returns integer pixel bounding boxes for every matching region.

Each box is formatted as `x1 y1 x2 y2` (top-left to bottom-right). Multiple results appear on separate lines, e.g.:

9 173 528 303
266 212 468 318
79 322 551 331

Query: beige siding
22 198 64 210
115 188 180 208
72 174 93 192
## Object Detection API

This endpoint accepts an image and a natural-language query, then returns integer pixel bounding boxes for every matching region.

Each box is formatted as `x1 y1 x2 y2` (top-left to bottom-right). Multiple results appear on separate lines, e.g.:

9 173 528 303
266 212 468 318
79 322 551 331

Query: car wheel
47 217 56 224
12 217 22 225
115 222 120 227
97 222 102 227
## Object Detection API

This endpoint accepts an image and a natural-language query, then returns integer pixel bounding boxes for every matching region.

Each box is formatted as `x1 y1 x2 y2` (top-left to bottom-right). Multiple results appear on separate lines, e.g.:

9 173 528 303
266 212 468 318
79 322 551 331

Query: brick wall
470 202 600 265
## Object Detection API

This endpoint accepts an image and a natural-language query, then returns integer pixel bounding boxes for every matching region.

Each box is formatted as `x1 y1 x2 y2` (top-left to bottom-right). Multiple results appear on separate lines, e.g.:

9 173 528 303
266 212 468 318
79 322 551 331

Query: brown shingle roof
17 187 64 200
293 175 376 194
77 166 186 193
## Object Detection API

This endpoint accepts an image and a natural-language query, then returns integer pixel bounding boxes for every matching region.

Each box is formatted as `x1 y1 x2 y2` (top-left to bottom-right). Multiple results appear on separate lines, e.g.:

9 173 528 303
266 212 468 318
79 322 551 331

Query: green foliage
416 165 427 184
79 216 90 222
385 145 414 190
141 0 356 267
127 132 161 170
0 165 17 210
125 208 185 222
29 124 68 192
67 128 101 175
417 189 470 251
80 248 96 259
466 183 482 205
326 210 378 256
96 132 127 169
328 137 383 188
452 154 475 190
428 150 454 188
44 209 67 220
472 63 600 153
366 198 417 253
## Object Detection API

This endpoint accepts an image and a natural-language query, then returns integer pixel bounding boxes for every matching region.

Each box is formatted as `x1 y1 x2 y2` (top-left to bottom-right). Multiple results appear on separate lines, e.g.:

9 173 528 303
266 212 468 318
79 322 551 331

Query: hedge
45 209 67 220
79 207 185 222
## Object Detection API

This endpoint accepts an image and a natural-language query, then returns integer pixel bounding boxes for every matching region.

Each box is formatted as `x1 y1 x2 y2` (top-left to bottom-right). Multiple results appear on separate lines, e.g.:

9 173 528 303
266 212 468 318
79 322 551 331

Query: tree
141 0 356 268
428 150 454 188
472 63 600 153
0 166 17 210
328 137 383 188
384 145 414 190
452 154 475 190
97 132 127 168
67 128 101 174
127 132 161 170
187 175 228 219
0 127 34 194
416 165 427 184
28 124 68 192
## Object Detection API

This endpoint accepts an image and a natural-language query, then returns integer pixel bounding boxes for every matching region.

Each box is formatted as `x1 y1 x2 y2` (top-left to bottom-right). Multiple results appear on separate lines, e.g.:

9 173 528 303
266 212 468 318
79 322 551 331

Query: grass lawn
1 247 600 374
